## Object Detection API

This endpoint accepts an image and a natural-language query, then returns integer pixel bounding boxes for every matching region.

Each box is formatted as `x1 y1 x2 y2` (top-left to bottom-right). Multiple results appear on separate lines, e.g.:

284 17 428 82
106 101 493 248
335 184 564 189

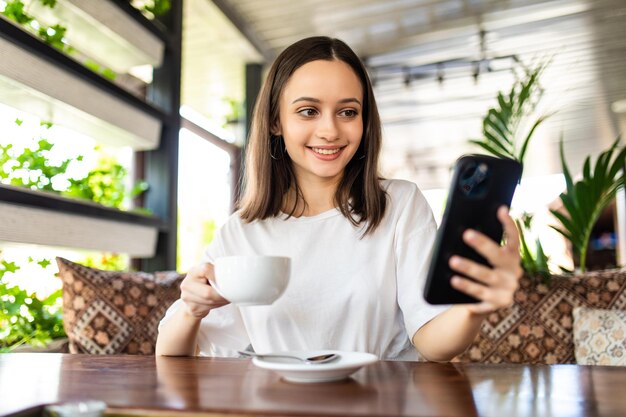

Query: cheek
282 123 311 146
346 121 364 143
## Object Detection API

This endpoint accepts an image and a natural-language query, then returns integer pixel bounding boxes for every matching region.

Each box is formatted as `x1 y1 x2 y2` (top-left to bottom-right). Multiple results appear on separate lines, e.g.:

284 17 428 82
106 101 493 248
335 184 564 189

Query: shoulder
381 178 427 206
379 179 435 232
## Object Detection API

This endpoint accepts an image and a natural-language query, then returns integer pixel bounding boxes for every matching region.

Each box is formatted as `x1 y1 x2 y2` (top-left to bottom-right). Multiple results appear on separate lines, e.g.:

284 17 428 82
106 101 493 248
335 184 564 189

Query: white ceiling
182 0 626 189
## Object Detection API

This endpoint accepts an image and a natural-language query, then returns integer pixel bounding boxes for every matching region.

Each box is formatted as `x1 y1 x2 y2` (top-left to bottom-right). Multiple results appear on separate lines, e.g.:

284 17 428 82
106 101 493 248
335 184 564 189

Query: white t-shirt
161 179 448 360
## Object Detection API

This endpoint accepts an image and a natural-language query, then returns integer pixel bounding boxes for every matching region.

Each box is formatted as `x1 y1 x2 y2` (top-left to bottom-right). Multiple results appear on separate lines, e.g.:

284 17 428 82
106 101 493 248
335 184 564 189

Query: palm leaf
518 113 551 162
470 62 549 168
485 110 511 144
552 138 626 271
559 137 575 194
468 140 509 159
483 129 513 157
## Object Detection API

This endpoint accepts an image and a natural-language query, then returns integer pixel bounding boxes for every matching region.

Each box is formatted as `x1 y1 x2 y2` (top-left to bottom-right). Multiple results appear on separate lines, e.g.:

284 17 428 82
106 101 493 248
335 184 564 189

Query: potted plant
470 62 554 279
550 138 626 272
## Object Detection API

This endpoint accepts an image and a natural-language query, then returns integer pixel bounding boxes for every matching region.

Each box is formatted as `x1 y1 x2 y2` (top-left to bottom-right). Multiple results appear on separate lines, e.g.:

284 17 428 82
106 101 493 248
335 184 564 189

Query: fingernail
449 256 460 267
464 230 476 241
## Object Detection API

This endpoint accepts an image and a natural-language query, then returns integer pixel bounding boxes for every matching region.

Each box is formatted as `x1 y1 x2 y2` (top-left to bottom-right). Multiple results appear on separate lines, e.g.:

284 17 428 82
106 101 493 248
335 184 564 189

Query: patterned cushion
56 257 184 355
455 268 626 364
573 307 626 366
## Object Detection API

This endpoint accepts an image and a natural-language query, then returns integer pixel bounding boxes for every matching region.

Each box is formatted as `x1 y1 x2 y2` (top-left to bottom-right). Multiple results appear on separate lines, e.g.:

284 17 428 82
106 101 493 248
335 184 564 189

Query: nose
316 113 339 141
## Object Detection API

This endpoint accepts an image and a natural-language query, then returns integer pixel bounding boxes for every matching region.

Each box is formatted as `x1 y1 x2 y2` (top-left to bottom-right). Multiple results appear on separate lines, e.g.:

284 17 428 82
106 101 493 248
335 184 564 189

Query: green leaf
1 260 20 274
553 136 626 271
559 137 574 193
2 1 33 25
469 140 509 159
518 113 551 162
37 259 52 268
485 109 511 143
483 129 513 157
470 61 547 167
39 0 57 7
39 24 68 50
144 0 171 16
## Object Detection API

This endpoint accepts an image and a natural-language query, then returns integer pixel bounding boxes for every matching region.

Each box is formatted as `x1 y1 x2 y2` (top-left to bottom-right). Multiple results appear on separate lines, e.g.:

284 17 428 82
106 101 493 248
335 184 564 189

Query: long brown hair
238 36 386 235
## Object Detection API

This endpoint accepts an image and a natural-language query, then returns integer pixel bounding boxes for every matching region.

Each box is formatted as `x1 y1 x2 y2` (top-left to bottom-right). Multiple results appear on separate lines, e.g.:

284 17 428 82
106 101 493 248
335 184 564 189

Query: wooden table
1 353 625 417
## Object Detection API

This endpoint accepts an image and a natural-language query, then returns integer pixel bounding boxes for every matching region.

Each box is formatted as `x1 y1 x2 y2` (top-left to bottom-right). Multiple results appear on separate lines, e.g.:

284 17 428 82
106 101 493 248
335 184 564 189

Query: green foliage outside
0 119 148 211
0 258 65 352
79 253 129 271
0 251 129 352
177 217 217 272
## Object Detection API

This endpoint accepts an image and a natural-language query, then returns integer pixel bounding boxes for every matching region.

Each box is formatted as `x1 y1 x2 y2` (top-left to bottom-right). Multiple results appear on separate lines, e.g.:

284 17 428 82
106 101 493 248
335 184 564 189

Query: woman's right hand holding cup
180 263 229 319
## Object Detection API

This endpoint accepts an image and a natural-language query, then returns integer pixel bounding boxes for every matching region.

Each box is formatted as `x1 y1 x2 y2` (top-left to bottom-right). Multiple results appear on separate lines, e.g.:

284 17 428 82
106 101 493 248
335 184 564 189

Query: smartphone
423 154 523 304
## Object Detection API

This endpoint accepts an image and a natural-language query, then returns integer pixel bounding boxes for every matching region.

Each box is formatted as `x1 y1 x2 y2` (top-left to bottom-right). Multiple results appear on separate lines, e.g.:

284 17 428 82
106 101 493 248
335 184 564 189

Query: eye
339 109 359 118
297 108 318 117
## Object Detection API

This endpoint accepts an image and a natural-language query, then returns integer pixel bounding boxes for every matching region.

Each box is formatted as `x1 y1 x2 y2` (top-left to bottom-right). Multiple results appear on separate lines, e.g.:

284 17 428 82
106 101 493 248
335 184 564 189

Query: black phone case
423 154 523 304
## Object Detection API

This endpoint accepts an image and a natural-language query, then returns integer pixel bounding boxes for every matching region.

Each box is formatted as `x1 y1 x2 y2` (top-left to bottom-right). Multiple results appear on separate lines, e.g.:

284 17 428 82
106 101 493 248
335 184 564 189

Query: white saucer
250 350 378 383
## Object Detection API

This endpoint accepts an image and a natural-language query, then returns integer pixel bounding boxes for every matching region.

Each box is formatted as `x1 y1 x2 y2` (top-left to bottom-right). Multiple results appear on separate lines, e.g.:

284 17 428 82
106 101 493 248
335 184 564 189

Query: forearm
155 306 203 356
412 306 486 362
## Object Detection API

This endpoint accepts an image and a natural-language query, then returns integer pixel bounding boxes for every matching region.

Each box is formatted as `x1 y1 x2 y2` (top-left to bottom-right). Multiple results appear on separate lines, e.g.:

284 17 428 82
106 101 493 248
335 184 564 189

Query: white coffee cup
211 255 291 306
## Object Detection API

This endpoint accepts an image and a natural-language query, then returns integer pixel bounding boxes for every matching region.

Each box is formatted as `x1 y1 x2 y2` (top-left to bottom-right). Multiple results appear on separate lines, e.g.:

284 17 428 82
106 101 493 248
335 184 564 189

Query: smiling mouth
309 147 344 155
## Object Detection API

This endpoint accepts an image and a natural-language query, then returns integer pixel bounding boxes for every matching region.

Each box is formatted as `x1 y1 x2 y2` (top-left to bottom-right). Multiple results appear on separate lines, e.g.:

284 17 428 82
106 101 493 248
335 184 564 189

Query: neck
284 177 340 217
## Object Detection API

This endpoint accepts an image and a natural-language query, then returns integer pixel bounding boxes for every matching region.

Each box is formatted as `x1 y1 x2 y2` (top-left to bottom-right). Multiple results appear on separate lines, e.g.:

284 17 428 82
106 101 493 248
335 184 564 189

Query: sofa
455 268 626 365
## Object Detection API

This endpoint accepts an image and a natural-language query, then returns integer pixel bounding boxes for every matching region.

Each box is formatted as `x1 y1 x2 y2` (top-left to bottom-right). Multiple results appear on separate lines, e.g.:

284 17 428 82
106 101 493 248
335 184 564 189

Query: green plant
0 259 65 352
516 213 551 282
64 153 148 210
1 119 148 211
470 62 555 279
79 253 129 271
143 0 171 16
2 0 70 53
224 98 244 125
470 63 552 167
0 122 79 192
550 137 626 272
1 0 117 79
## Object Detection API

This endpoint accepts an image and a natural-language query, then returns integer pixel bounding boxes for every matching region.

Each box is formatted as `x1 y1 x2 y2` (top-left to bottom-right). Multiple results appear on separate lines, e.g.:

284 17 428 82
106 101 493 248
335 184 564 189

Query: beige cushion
573 307 626 366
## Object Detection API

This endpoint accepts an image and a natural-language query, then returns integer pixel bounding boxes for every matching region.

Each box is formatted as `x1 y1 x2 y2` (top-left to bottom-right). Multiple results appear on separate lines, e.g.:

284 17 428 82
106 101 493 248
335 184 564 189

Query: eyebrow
291 97 362 106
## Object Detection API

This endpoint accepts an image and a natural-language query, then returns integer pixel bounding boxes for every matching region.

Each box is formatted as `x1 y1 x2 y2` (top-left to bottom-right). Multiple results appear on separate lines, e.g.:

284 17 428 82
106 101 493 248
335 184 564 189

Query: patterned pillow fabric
455 268 626 364
573 307 626 366
56 257 184 355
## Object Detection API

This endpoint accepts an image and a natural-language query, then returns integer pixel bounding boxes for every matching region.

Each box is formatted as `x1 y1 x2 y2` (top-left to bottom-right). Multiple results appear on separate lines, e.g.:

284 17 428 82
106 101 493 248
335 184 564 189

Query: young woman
156 36 522 361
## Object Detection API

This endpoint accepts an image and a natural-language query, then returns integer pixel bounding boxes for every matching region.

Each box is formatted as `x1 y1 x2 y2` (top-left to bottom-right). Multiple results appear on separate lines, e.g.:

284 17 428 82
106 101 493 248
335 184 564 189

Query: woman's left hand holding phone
448 206 524 315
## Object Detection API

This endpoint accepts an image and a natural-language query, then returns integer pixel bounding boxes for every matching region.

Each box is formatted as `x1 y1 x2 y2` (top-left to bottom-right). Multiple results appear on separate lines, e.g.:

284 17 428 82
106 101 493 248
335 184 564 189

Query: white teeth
312 148 340 155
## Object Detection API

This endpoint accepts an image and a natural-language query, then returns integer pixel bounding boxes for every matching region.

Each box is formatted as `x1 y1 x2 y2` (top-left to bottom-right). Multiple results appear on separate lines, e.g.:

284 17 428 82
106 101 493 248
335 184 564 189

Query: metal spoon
238 350 339 364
